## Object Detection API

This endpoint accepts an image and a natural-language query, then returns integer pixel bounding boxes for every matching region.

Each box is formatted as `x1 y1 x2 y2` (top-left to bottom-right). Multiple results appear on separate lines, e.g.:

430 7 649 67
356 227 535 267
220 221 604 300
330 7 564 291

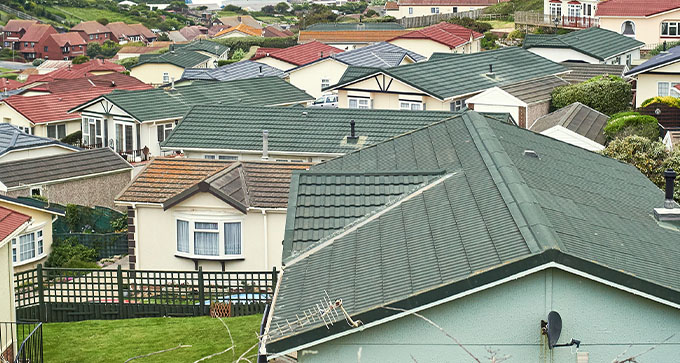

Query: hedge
604 112 659 140
551 75 632 116
212 36 297 57
640 96 680 109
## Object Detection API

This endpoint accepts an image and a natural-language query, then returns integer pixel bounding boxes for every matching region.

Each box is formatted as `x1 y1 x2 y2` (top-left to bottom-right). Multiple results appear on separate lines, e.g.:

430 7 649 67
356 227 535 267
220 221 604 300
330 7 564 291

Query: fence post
197 267 205 316
117 266 125 319
36 264 45 323
272 266 278 291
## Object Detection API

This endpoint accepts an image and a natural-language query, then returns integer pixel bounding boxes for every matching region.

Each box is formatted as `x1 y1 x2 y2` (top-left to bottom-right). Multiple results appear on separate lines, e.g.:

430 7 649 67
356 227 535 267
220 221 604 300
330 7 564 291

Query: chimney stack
262 130 269 160
654 169 680 222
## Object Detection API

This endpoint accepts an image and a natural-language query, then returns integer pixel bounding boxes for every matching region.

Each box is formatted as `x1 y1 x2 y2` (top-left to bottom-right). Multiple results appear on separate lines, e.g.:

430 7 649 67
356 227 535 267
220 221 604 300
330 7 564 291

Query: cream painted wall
256 56 297 71
388 38 480 59
0 103 81 139
0 202 55 274
387 5 485 19
0 145 75 163
133 192 287 271
528 47 640 65
634 62 680 107
599 10 680 46
130 63 185 86
288 59 348 98
336 74 448 110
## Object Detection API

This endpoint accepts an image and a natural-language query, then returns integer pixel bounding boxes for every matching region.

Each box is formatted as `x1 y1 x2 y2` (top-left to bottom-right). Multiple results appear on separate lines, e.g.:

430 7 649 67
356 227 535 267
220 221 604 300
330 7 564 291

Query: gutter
160 146 343 158
5 167 132 192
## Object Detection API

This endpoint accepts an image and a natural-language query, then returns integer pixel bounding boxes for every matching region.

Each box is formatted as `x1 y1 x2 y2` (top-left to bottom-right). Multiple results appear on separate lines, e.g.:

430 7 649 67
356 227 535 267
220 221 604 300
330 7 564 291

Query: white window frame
658 82 680 97
431 7 439 14
549 3 562 18
13 225 46 266
175 215 244 260
114 121 134 153
218 155 238 160
163 72 169 83
661 21 680 37
399 100 422 111
157 123 173 143
450 99 467 111
82 117 103 147
408 7 413 14
321 78 330 89
17 126 31 134
567 3 581 18
348 97 370 109
204 154 216 160
47 124 66 139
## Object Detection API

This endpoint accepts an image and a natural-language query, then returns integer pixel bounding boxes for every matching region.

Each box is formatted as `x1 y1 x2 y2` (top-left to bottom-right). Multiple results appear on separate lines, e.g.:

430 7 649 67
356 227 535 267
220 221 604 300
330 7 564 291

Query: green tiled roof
174 40 229 56
329 47 568 99
267 110 680 354
305 22 404 31
133 49 211 69
523 27 644 61
75 78 313 122
161 106 461 153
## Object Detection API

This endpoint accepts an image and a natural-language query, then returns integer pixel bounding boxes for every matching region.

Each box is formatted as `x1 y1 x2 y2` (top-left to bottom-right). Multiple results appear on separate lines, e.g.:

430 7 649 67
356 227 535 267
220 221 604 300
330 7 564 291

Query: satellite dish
546 311 562 349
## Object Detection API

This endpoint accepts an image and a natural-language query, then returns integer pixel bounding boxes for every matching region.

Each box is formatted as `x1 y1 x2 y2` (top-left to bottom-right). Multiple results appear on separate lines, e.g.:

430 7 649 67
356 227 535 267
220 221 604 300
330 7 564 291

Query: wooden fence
514 11 599 29
14 265 277 323
397 9 483 29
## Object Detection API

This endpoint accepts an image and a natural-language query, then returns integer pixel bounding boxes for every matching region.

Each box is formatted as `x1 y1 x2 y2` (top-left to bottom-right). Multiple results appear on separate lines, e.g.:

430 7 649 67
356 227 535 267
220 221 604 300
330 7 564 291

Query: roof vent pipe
664 169 677 209
663 41 668 52
262 130 269 160
348 120 358 140
170 77 176 90
487 64 495 78
258 65 263 77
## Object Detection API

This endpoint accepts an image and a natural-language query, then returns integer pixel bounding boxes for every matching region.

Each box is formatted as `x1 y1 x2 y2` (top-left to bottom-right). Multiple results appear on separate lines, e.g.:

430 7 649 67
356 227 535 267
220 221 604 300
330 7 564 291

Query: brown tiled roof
20 24 55 42
71 21 110 35
218 15 262 30
215 23 262 37
49 32 87 47
263 25 294 38
129 23 156 39
299 30 410 43
3 20 38 33
116 158 311 209
385 1 399 10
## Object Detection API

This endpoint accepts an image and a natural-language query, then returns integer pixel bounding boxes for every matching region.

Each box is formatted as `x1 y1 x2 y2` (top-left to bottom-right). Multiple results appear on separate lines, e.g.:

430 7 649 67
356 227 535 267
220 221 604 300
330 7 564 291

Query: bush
648 41 680 57
65 204 81 233
72 55 89 64
481 32 499 50
61 130 81 145
213 36 297 57
32 58 44 66
448 17 492 34
217 59 230 67
604 112 659 140
118 56 139 70
97 18 109 25
551 75 632 116
45 237 99 269
640 96 680 109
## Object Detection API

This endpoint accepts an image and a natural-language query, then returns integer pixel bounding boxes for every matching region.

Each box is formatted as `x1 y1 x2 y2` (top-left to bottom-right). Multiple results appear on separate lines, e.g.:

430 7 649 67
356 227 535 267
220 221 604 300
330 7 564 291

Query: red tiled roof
397 0 498 4
118 46 165 55
207 25 229 37
0 206 31 243
49 32 87 47
129 23 156 39
3 19 38 33
5 78 151 124
71 21 110 35
252 41 343 65
107 22 140 38
298 30 410 44
26 59 126 84
215 23 262 37
389 22 483 48
20 24 55 42
0 77 23 91
263 25 294 38
596 0 680 17
385 1 399 10
28 72 151 93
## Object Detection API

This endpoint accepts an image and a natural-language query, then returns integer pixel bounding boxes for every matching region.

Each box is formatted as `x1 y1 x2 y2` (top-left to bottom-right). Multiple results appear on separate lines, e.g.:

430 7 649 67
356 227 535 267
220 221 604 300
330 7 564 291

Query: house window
452 7 457 13
82 117 103 147
47 124 66 139
321 78 330 89
400 100 422 111
44 46 48 52
17 126 31 134
615 56 621 65
163 72 169 83
408 7 413 14
450 99 467 111
626 54 632 66
622 21 636 37
176 219 243 257
115 122 134 152
431 7 439 14
90 34 94 40
658 82 680 97
348 97 370 109
31 187 41 197
549 3 562 18
661 22 680 37
218 155 238 160
567 3 581 17
156 123 173 142
15 230 44 264
204 155 216 160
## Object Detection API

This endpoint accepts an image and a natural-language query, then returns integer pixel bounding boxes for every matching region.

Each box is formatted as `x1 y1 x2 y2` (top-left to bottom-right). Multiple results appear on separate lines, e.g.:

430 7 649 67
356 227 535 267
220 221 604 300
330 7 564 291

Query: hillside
484 0 543 15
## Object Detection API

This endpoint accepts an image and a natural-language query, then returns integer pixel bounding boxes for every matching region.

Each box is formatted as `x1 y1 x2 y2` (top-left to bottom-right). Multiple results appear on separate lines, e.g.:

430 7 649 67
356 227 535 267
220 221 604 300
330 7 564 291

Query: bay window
176 218 243 258
12 229 44 265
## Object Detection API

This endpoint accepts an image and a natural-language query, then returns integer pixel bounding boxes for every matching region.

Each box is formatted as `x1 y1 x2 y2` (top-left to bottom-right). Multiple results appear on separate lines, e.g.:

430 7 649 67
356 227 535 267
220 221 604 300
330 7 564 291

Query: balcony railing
0 321 43 363
69 139 150 163
515 11 599 29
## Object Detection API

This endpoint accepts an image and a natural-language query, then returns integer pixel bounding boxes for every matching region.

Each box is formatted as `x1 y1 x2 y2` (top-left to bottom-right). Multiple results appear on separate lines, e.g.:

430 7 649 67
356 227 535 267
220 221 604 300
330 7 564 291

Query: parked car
310 94 338 108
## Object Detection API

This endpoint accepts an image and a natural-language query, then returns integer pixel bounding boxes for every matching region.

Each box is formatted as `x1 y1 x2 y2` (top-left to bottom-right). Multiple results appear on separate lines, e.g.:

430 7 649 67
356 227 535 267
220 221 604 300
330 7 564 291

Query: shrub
217 59 230 67
648 42 680 57
640 96 680 109
97 18 109 25
604 112 659 140
448 17 492 34
65 204 81 233
213 36 297 57
72 55 89 64
61 130 81 145
45 237 99 269
551 75 632 116
118 56 139 70
481 32 499 50
32 58 44 66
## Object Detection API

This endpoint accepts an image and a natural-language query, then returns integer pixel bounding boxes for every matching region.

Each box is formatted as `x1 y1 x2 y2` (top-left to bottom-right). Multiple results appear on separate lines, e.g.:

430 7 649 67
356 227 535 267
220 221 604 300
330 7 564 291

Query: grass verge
43 315 262 363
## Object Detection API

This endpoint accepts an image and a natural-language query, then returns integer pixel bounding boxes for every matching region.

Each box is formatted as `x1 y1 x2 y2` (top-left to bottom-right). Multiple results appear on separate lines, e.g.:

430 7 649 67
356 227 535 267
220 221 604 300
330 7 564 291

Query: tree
32 58 43 66
157 32 170 41
602 136 680 201
97 17 109 25
275 2 290 14
86 42 102 58
167 1 188 11
448 17 492 34
72 55 89 64
551 75 632 116
604 112 659 141
119 56 139 70
301 4 337 28
364 9 378 17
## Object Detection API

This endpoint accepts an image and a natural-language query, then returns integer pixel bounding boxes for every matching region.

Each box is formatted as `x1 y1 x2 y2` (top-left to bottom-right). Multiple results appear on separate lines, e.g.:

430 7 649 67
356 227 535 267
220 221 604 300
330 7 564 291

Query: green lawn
43 315 262 363
52 6 137 23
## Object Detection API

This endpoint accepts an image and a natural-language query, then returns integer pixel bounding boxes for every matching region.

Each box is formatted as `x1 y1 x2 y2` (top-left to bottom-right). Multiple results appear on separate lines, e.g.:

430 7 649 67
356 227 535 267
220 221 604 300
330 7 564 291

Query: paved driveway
0 60 33 70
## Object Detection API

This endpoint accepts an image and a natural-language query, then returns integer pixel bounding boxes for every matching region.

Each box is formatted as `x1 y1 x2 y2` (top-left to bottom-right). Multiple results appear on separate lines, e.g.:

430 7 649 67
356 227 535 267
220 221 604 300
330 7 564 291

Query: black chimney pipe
349 120 357 139
489 64 493 73
664 41 668 52
664 169 677 208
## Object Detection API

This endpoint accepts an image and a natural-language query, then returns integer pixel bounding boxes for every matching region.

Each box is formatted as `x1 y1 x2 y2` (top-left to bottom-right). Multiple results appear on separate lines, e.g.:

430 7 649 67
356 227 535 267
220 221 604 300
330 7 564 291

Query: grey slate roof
72 78 314 123
180 61 284 81
160 106 471 154
266 110 680 354
523 27 644 61
0 124 79 157
328 47 568 100
560 61 627 84
325 42 424 68
0 148 131 189
529 102 609 145
499 75 569 104
174 39 229 56
626 46 680 76
133 49 211 69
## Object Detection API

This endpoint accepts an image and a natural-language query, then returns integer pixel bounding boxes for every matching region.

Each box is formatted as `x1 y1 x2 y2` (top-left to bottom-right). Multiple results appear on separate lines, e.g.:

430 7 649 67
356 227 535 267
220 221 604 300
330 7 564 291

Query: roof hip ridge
462 111 564 253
